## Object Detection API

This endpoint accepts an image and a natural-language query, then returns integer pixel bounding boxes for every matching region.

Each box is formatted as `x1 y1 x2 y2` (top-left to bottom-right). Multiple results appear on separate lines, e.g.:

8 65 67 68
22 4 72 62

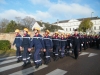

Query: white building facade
54 17 100 34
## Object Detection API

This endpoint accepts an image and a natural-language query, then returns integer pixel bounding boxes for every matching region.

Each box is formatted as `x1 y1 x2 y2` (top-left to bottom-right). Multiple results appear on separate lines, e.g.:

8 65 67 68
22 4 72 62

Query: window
66 28 67 31
94 26 96 30
70 28 71 31
73 28 74 31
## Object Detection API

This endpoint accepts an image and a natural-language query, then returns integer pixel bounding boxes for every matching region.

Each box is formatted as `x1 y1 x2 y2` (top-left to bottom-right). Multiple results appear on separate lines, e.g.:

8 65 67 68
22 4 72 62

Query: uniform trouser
74 46 79 58
92 42 94 47
65 45 70 54
34 48 42 65
61 46 65 57
16 46 22 60
96 42 99 49
89 42 92 47
23 47 30 63
45 46 51 61
83 43 86 50
52 46 55 56
87 43 89 48
53 45 59 57
80 44 82 52
29 52 32 59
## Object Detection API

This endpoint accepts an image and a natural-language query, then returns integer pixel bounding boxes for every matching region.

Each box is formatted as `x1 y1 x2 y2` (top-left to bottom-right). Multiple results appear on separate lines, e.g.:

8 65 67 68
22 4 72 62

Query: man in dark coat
72 29 80 59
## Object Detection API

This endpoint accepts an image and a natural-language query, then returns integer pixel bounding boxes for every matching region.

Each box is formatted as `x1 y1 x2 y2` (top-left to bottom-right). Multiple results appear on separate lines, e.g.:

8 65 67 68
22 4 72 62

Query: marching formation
13 27 100 69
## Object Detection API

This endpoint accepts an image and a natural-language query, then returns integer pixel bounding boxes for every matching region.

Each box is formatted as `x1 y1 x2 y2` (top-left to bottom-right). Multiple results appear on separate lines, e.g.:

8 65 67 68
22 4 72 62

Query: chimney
40 20 42 23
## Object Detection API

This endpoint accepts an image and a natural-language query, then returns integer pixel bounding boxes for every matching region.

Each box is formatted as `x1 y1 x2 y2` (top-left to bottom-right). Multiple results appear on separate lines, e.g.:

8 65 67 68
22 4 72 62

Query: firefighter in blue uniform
95 35 100 49
52 31 60 61
72 29 80 59
65 34 72 55
79 35 83 52
28 31 32 59
60 33 67 58
13 29 22 63
28 27 45 69
88 35 91 48
43 30 53 64
20 28 31 67
83 35 88 50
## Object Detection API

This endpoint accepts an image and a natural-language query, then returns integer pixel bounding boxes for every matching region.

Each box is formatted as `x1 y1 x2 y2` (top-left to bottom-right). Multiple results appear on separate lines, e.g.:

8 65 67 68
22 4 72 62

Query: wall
0 32 53 49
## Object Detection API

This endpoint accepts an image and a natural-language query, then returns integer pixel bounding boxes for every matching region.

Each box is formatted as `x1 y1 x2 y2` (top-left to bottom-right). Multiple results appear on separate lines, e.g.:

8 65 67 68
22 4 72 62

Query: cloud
0 9 36 20
0 9 53 22
0 0 95 23
29 0 52 7
30 0 94 20
34 11 52 20
49 1 94 16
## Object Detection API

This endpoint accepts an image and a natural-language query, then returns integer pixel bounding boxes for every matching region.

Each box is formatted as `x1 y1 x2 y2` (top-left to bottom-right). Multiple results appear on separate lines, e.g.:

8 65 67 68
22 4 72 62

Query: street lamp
90 12 94 34
57 19 59 26
91 12 94 19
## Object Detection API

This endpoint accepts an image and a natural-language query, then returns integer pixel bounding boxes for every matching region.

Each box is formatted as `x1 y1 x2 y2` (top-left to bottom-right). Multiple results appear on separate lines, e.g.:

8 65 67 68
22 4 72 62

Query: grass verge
0 49 16 58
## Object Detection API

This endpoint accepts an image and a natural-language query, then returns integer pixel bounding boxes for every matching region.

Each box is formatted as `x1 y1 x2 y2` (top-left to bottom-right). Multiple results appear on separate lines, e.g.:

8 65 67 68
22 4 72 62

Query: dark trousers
53 45 59 57
61 46 65 57
74 45 79 59
34 48 42 65
16 46 22 60
83 43 87 50
45 46 51 61
22 47 30 63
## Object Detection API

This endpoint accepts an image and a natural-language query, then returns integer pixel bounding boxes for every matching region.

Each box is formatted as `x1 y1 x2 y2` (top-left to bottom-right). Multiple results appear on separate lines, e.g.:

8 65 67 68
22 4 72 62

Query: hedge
0 40 11 50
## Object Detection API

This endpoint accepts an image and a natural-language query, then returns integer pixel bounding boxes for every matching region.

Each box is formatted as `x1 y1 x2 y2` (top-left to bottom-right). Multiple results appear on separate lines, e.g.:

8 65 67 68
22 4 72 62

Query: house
32 21 63 32
53 17 100 34
32 21 43 30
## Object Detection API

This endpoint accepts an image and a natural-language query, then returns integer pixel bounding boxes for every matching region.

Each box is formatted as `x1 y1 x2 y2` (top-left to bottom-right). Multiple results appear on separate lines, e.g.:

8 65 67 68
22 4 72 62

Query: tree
15 17 26 30
15 17 22 25
22 16 35 29
0 19 9 32
78 18 93 32
37 21 63 32
5 20 17 33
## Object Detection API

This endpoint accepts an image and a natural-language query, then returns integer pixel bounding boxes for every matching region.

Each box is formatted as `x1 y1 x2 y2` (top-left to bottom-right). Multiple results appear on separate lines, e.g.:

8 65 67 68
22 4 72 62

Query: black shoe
22 63 27 67
54 57 59 61
44 61 46 64
17 60 20 63
27 61 31 65
39 63 42 66
75 57 78 59
60 56 64 59
35 64 39 69
44 60 50 65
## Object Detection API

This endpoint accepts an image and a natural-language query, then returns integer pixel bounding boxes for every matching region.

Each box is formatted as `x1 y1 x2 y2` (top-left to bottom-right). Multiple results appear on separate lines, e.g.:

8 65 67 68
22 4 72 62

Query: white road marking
0 56 16 61
88 53 98 57
46 69 67 75
0 59 17 65
9 65 48 75
0 61 33 72
79 52 89 56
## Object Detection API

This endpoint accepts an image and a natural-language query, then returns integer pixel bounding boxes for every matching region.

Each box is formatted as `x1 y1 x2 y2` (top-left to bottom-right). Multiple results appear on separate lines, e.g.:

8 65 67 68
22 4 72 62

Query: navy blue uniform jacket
43 36 53 48
13 34 22 47
21 34 30 47
30 34 45 49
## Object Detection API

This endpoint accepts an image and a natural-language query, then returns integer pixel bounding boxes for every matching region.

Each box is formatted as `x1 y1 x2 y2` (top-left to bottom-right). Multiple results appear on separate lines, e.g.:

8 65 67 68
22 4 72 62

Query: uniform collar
35 33 39 37
16 34 20 37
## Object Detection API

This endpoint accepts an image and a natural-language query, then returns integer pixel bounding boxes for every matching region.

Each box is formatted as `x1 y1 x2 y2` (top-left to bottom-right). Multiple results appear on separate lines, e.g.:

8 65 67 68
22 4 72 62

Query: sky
0 0 100 23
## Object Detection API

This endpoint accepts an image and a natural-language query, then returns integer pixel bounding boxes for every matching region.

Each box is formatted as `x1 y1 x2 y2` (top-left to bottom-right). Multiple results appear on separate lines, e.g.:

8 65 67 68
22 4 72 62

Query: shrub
0 40 11 50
